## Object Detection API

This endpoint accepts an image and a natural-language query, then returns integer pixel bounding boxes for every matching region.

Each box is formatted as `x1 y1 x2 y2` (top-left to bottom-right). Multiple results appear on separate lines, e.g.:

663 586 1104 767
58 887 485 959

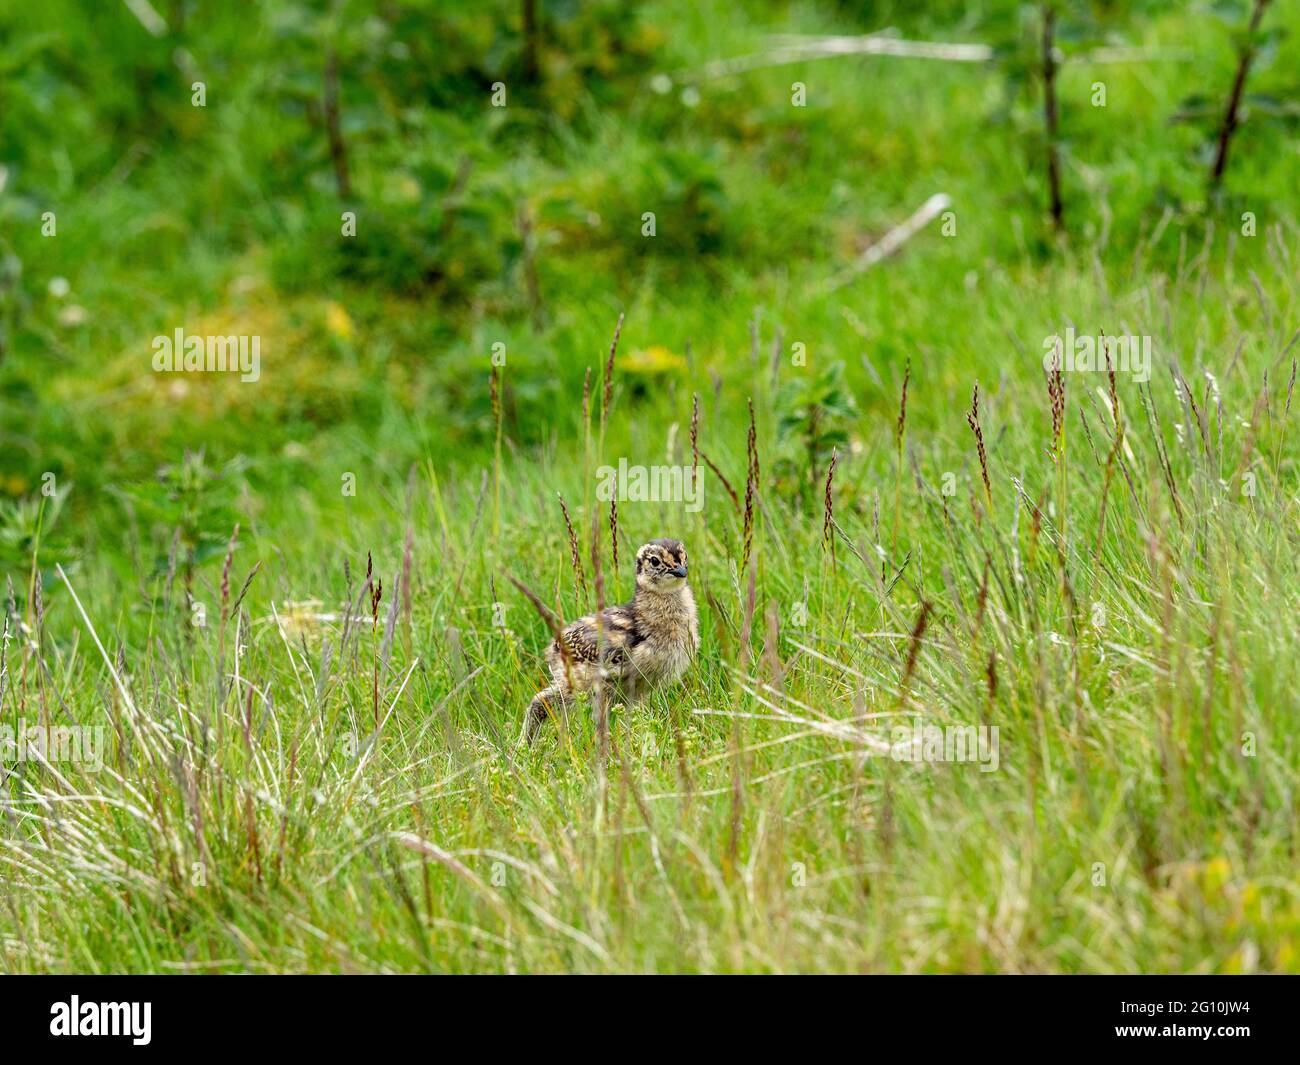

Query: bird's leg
591 683 610 758
521 685 567 747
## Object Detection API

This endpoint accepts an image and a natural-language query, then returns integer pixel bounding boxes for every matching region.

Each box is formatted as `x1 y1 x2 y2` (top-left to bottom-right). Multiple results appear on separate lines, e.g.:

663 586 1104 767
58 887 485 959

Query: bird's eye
649 557 662 568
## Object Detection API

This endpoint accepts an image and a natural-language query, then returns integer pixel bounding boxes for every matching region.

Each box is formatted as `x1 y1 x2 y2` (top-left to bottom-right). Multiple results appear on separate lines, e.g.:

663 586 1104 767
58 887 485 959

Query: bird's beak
670 565 688 578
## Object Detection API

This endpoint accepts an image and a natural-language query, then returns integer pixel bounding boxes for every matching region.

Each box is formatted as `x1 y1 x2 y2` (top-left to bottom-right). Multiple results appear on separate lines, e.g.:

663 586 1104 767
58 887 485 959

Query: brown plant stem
1210 0 1273 190
1041 4 1063 230
323 49 352 200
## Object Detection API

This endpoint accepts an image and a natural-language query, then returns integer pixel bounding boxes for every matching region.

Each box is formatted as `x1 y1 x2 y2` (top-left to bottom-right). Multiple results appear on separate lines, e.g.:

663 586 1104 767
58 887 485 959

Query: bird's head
635 538 690 594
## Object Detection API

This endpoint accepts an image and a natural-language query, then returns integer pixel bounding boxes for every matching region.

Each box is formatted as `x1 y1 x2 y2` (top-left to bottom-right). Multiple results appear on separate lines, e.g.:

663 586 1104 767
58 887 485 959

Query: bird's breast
633 621 697 680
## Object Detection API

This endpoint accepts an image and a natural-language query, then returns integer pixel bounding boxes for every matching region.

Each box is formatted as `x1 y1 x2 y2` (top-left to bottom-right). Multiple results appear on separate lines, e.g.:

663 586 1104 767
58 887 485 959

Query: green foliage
113 451 247 574
0 483 70 573
773 361 857 505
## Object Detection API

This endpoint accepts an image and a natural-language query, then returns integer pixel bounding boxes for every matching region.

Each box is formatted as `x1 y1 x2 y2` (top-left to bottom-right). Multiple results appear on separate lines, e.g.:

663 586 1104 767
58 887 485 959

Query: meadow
1 0 1298 973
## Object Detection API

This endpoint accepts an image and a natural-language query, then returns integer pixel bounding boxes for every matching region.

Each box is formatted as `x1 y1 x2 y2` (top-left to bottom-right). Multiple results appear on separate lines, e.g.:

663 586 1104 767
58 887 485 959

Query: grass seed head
966 384 992 507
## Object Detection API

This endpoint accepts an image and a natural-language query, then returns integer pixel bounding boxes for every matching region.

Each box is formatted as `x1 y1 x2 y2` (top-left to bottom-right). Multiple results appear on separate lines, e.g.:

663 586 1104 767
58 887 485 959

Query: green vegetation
1 0 1298 973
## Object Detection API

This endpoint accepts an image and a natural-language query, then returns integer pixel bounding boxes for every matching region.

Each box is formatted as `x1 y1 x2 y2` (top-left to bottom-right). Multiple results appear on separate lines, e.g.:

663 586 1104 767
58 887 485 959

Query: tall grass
4 231 1299 972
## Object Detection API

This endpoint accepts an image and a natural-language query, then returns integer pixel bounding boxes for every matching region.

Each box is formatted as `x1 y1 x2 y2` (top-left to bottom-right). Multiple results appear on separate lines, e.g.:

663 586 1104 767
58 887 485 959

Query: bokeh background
2 0 1297 580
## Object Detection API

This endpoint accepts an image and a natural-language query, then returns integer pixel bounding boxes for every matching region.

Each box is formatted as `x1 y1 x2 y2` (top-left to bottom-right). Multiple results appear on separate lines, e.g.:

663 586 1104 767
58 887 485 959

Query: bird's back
550 602 643 673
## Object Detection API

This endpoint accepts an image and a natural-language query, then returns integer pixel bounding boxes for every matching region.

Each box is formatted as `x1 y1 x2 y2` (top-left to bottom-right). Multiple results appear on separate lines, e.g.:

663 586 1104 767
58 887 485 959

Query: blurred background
0 0 1296 587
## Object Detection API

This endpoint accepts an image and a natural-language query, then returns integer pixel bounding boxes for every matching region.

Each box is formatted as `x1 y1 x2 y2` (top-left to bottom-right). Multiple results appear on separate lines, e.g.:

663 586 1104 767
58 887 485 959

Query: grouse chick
521 538 699 746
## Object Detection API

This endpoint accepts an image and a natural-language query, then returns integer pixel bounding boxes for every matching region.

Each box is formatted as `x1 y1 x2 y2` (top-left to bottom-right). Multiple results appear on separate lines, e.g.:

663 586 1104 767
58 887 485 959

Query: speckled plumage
521 538 700 746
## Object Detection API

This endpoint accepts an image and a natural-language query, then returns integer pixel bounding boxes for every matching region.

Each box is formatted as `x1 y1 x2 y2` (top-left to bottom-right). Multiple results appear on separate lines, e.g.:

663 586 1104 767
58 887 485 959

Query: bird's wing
557 606 642 676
